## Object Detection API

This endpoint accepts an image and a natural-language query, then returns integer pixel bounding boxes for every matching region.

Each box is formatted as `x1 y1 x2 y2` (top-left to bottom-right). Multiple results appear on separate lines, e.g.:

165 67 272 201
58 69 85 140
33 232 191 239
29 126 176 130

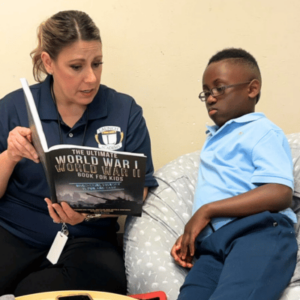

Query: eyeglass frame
198 81 252 102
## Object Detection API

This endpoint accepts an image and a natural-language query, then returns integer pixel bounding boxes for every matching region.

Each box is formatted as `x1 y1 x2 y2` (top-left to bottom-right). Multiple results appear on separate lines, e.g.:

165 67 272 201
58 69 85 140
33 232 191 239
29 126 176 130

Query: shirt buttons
273 222 278 227
69 133 73 138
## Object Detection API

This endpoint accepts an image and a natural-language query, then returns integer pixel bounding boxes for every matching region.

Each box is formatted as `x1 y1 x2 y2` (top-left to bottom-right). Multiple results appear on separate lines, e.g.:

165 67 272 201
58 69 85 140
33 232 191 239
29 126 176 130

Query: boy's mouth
208 108 217 116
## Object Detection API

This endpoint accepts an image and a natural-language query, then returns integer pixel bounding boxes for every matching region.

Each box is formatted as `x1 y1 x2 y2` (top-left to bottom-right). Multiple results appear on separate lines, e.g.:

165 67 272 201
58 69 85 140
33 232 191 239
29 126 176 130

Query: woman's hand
7 127 39 163
45 198 119 225
44 186 151 224
45 198 87 225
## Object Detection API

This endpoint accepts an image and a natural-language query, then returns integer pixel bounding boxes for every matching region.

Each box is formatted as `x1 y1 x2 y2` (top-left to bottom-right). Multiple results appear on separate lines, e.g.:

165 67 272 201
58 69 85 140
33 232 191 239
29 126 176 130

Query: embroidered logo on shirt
95 126 124 150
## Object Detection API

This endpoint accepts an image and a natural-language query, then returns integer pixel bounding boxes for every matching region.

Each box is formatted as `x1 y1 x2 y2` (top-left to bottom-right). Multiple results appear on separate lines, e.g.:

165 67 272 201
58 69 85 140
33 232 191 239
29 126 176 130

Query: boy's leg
14 237 127 296
0 226 46 295
178 253 223 300
209 212 297 300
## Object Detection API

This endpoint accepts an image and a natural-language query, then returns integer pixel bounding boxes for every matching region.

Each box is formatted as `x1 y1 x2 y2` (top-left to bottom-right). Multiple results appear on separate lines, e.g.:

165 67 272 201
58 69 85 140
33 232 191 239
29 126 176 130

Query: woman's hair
31 10 101 82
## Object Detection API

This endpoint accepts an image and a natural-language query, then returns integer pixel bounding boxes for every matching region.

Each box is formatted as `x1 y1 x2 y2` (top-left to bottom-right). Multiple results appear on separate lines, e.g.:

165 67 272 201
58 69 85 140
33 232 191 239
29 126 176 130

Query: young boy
171 48 298 300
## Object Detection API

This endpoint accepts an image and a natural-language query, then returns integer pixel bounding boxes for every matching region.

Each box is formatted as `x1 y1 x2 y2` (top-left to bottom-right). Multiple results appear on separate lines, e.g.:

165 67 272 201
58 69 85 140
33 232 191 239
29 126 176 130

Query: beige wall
1 0 300 170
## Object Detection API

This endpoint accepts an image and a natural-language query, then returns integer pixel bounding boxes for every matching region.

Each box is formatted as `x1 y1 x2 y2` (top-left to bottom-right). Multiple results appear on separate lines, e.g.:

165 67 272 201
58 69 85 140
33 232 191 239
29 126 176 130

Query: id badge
47 231 68 265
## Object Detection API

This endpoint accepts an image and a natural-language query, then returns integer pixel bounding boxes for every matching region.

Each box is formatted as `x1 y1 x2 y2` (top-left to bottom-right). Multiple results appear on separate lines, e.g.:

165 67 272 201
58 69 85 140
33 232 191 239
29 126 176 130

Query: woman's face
49 40 103 107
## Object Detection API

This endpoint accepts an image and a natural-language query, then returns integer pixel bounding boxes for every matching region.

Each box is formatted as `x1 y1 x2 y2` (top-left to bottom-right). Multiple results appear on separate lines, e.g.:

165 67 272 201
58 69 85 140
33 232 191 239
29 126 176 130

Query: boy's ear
248 79 261 100
41 51 54 74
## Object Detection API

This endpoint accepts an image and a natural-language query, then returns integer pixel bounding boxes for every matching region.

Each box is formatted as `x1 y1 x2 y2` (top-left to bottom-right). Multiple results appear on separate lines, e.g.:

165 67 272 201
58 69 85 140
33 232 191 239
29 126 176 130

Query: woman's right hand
7 126 39 163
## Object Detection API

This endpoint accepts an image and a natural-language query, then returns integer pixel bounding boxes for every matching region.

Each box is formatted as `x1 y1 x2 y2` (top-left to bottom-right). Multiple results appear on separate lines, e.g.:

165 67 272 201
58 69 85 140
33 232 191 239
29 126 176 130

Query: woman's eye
71 65 82 71
93 62 103 68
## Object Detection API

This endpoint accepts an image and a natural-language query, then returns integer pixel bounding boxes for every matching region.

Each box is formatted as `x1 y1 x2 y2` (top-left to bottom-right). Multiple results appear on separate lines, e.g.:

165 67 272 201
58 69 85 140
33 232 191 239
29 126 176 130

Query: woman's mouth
80 89 94 97
81 89 93 93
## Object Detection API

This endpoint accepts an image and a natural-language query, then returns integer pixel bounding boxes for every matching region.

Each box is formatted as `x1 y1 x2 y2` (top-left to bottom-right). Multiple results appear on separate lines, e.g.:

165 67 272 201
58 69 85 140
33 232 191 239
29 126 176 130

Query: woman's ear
41 52 54 75
248 79 261 100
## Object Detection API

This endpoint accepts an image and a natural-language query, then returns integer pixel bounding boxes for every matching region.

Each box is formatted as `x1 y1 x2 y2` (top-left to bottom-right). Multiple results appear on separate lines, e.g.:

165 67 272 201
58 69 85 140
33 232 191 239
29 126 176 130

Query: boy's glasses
198 81 251 102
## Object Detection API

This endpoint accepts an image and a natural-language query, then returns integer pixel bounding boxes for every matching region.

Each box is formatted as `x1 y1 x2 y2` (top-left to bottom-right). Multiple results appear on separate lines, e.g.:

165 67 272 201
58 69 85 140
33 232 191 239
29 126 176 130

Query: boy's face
202 60 255 127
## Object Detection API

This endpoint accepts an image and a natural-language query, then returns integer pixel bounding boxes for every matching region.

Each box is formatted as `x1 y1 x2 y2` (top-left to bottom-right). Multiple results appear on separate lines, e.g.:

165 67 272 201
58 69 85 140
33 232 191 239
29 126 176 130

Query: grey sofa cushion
124 151 200 299
124 134 300 300
287 133 300 198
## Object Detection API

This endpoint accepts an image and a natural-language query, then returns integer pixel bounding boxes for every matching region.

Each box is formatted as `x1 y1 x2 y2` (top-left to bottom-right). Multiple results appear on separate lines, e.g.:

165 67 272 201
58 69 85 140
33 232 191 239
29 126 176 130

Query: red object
129 291 167 300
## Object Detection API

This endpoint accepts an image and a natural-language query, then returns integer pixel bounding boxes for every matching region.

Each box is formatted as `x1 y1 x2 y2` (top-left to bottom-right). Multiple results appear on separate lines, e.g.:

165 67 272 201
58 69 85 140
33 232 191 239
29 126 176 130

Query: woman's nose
84 68 97 83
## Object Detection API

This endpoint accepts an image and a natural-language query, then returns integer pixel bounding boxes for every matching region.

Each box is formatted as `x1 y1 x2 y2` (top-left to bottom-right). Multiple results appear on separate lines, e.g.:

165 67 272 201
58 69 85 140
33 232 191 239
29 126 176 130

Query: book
20 78 146 216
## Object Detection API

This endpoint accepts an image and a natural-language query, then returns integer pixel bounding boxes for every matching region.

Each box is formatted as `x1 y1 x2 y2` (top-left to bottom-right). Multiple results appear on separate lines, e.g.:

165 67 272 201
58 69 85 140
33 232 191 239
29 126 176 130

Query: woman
0 10 158 296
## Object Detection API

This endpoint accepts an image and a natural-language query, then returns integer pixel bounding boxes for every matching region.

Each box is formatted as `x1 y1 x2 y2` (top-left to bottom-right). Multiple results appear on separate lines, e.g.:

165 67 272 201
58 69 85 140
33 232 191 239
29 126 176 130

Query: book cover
20 78 146 216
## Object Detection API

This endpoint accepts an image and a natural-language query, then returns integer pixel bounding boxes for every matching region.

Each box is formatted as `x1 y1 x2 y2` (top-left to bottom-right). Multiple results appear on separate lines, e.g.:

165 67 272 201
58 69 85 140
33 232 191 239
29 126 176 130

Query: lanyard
50 83 89 235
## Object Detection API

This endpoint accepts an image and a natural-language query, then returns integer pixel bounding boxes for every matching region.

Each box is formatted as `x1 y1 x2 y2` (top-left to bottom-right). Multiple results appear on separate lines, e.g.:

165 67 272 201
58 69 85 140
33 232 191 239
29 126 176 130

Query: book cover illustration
48 146 146 215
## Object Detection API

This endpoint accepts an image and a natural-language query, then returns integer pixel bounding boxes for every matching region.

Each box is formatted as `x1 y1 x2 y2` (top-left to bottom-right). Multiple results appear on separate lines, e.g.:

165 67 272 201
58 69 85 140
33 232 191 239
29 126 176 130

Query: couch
124 132 300 300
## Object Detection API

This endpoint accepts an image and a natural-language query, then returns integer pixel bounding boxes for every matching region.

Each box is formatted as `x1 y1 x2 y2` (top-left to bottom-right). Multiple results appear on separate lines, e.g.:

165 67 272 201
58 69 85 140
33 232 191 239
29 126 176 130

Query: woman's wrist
0 151 19 198
1 151 20 174
3 150 20 166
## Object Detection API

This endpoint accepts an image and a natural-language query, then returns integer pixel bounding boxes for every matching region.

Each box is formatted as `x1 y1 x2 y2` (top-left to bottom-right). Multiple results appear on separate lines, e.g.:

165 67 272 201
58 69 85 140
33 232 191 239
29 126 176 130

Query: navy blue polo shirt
0 76 158 248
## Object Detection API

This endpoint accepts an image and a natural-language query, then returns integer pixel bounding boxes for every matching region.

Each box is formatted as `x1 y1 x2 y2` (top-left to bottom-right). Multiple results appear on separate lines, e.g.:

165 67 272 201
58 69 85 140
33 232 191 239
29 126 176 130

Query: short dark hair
208 48 261 103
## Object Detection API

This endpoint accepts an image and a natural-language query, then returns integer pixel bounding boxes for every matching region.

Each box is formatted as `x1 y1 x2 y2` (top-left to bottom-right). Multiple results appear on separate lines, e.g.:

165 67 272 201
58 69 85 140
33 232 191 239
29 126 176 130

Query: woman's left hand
45 186 150 224
45 198 87 225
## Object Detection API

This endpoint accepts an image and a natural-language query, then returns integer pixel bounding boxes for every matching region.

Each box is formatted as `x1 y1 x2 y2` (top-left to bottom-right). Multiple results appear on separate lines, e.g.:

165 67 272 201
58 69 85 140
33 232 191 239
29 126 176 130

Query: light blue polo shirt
193 112 296 241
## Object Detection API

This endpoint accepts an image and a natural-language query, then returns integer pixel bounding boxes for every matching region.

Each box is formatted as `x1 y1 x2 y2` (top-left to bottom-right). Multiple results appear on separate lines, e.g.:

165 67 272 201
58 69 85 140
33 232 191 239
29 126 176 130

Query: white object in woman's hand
7 126 39 163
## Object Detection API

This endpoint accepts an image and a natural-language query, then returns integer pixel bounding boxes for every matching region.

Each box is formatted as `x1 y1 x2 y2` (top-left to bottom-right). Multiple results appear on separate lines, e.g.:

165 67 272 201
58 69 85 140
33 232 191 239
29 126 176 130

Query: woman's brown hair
31 10 101 82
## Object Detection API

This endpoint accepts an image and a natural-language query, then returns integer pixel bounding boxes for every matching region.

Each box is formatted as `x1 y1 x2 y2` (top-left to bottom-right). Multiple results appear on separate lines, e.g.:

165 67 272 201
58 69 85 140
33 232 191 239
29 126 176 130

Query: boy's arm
180 183 292 260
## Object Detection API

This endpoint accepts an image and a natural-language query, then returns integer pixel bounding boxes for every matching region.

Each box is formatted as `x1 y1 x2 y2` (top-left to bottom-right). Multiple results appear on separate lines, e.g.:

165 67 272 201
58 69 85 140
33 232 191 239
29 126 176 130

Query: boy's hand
180 205 211 259
171 235 194 268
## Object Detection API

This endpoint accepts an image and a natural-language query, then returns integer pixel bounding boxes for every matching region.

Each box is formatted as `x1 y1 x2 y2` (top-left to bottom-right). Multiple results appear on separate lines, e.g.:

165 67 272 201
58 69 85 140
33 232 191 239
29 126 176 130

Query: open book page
20 78 53 190
48 143 145 157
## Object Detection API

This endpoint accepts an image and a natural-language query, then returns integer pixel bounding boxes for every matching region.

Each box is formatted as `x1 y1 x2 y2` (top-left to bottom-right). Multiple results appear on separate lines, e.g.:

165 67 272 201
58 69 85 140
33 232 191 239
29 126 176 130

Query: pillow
281 133 300 291
124 151 200 299
287 133 300 197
